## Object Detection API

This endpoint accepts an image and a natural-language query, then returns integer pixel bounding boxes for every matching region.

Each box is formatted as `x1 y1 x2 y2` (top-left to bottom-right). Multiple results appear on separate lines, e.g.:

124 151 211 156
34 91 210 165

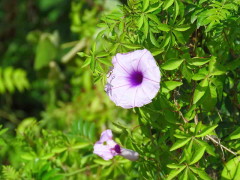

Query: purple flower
93 129 139 161
105 49 161 109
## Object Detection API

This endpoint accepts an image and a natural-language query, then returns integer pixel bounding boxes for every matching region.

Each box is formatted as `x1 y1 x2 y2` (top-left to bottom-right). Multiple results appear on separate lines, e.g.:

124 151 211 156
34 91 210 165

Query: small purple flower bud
120 148 139 161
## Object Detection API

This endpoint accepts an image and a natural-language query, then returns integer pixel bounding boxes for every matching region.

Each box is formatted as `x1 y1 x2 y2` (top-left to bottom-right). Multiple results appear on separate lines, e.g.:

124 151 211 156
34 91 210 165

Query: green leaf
201 84 217 111
194 122 202 135
174 0 179 21
181 63 192 82
210 69 226 76
208 56 217 73
193 78 208 104
123 43 141 49
138 14 144 29
181 168 188 180
142 0 149 12
92 42 96 53
189 146 206 165
21 152 36 160
192 68 208 80
143 16 149 38
94 159 112 166
173 30 185 44
195 125 218 137
0 69 5 93
0 128 8 136
221 156 240 180
188 168 198 179
52 147 67 154
161 81 183 93
98 58 112 67
192 74 206 81
188 57 210 66
225 58 240 71
190 167 211 180
163 0 174 10
184 105 196 121
194 139 216 157
160 33 171 48
146 1 163 13
150 31 160 47
158 23 171 31
167 166 186 180
161 59 184 70
96 52 109 57
119 20 124 33
183 147 192 163
34 35 57 70
81 57 92 68
174 133 190 139
88 123 96 141
151 48 164 56
77 52 88 57
174 24 190 31
226 127 240 140
72 142 90 149
167 164 186 169
170 138 191 151
147 14 161 25
3 67 15 93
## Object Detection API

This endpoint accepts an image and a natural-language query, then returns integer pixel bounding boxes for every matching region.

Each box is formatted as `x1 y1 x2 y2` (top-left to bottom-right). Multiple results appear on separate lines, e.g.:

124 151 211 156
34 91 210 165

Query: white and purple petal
105 49 161 109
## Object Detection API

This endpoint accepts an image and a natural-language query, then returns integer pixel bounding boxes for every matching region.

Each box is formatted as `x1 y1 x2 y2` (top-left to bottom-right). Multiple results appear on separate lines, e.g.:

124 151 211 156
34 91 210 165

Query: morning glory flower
105 49 161 109
93 129 139 161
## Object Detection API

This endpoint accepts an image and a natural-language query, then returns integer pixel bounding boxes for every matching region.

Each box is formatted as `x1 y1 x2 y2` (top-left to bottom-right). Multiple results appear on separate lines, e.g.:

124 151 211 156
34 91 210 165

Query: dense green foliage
0 0 240 179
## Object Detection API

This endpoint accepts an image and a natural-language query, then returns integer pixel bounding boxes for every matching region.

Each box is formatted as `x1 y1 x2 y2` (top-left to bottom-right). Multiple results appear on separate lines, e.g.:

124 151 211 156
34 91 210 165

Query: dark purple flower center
129 71 143 86
114 144 121 154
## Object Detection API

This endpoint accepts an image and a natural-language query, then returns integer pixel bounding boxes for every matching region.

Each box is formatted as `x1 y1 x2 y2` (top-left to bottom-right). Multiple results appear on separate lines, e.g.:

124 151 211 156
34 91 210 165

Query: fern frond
0 67 29 94
71 119 96 142
2 166 20 180
194 0 239 31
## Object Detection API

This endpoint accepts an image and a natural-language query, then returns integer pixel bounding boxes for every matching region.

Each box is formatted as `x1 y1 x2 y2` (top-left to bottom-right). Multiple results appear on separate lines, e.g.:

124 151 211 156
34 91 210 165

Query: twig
61 38 87 64
206 135 240 161
215 108 223 122
178 110 188 123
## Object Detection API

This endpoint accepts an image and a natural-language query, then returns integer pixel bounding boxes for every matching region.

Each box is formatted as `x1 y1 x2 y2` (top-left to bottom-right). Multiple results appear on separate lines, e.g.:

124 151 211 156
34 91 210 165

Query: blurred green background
0 0 138 179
